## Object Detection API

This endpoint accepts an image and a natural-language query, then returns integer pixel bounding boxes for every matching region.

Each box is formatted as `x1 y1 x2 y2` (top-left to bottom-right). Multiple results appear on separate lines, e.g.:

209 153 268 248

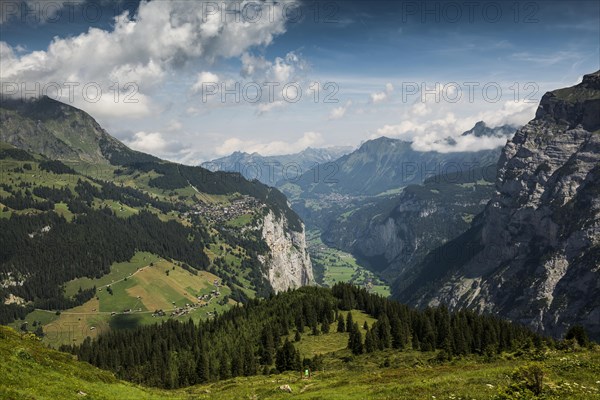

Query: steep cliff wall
397 71 600 339
260 211 314 292
322 165 497 281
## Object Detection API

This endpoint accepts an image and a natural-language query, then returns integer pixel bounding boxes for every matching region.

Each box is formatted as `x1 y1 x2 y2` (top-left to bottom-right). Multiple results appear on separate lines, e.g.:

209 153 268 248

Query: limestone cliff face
399 71 600 339
260 211 314 293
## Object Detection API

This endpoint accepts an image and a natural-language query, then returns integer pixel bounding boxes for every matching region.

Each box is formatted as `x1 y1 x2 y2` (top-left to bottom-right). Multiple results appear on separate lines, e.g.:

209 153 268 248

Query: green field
288 311 378 358
308 230 390 297
2 323 600 399
13 252 234 346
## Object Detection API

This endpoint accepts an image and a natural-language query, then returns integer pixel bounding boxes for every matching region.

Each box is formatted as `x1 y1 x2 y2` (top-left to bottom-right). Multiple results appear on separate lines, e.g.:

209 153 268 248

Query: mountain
0 96 159 165
280 127 514 199
0 97 313 339
201 146 353 186
461 121 518 138
322 164 498 282
394 71 600 340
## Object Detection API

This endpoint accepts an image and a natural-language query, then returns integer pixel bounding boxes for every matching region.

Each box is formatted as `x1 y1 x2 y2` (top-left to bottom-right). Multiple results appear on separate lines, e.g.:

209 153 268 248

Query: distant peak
580 70 600 90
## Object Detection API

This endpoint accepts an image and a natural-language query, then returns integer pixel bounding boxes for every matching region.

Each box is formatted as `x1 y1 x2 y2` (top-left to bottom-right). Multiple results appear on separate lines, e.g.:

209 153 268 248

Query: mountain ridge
394 70 600 340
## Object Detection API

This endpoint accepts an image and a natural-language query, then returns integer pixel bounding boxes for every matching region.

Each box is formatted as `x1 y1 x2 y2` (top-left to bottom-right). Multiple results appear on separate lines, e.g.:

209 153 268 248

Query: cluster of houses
182 195 262 224
149 285 222 318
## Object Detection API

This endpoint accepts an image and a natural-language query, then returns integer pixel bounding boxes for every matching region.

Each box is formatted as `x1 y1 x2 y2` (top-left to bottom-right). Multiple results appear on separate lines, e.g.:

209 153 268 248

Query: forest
62 283 551 389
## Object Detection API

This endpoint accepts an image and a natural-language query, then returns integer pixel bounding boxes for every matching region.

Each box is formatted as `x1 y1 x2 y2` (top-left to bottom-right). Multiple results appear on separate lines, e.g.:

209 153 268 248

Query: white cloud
257 100 286 115
370 82 394 103
216 131 324 156
240 51 307 82
191 71 221 94
0 0 297 119
410 102 431 117
328 100 352 120
472 100 537 128
166 120 183 132
374 98 535 153
124 131 170 154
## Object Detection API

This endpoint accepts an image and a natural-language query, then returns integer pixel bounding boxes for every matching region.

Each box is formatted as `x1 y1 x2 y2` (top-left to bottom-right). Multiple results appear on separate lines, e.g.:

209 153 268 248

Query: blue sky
1 0 598 162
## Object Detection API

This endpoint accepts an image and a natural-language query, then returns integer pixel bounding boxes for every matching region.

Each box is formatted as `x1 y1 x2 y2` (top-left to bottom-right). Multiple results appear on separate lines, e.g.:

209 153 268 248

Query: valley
1 1 599 398
307 230 390 297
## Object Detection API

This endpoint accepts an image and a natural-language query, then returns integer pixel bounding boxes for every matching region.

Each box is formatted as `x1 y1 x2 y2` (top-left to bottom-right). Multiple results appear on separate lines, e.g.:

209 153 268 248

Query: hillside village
183 195 263 225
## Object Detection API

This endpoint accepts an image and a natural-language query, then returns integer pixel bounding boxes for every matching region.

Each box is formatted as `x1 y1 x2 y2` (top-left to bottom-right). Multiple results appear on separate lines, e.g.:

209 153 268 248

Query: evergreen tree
337 314 345 333
364 328 375 353
196 350 209 383
260 325 275 365
321 313 330 334
346 312 354 331
275 339 299 372
348 322 363 355
565 325 590 347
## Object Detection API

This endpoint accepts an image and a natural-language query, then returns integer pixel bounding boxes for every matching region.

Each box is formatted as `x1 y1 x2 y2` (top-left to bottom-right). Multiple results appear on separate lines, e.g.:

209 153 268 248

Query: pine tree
346 312 354 331
260 326 275 365
364 329 375 353
243 343 257 376
275 339 299 372
321 313 330 334
294 330 301 342
196 350 209 383
337 314 345 333
348 322 363 355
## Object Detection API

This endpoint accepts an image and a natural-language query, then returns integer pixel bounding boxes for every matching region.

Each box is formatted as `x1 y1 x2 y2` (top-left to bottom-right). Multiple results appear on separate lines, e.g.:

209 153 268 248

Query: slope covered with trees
63 283 547 389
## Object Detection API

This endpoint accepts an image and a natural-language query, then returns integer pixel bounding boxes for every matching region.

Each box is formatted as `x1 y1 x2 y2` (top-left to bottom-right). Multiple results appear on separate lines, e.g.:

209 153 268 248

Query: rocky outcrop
260 210 314 292
397 71 600 339
323 164 498 281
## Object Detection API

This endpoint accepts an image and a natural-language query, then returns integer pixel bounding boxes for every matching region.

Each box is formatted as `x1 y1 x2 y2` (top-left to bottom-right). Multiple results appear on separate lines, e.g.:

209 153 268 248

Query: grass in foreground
2 323 600 400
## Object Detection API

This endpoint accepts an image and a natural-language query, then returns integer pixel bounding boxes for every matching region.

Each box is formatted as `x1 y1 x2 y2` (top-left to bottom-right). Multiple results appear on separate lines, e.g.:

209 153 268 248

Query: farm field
12 252 234 346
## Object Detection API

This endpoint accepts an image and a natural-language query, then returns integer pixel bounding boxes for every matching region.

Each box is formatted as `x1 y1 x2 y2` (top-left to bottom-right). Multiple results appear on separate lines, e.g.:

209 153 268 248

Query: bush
496 363 545 398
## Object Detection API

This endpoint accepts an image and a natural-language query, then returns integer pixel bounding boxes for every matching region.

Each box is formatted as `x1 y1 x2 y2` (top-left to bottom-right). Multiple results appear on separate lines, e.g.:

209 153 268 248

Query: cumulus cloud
240 51 307 82
215 131 324 156
121 130 193 161
328 100 352 120
370 82 394 103
123 131 170 154
0 0 297 119
191 71 221 94
374 98 536 153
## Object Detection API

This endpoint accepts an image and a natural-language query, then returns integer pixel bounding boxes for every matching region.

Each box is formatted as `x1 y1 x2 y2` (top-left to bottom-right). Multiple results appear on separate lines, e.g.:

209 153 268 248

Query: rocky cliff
396 71 600 339
260 210 314 292
322 165 497 282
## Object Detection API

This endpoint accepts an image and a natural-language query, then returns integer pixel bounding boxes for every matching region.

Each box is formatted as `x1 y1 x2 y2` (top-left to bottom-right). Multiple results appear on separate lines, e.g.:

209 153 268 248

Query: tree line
62 283 547 389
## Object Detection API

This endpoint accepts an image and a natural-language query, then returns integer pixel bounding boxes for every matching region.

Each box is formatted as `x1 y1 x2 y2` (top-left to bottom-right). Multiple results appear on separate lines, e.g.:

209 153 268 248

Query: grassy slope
1 153 263 344
10 252 233 347
0 326 177 400
2 322 600 400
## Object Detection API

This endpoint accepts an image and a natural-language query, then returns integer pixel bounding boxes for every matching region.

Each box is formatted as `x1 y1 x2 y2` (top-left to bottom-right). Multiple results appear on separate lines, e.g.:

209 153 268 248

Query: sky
1 0 599 163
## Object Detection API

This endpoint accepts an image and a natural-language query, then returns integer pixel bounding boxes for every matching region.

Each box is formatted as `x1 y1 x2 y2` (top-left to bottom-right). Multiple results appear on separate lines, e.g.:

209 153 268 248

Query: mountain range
0 96 314 333
278 122 516 199
201 146 353 186
395 70 600 340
